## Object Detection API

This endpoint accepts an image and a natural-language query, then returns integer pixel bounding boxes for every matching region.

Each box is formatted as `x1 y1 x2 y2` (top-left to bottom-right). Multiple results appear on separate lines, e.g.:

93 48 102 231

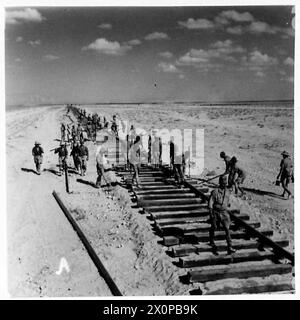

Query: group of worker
32 106 294 257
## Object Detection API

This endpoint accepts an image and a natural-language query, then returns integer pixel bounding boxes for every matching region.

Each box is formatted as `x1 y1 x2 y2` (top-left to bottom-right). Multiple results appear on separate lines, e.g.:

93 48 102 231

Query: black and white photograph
2 2 296 298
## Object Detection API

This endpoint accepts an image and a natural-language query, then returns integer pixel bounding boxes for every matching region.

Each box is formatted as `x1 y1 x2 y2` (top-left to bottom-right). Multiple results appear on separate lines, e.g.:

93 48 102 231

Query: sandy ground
6 106 111 297
6 102 294 296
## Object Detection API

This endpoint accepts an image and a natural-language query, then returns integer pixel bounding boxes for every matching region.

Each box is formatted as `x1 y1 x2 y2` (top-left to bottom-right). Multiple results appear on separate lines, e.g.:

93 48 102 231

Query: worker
60 123 66 142
54 141 68 176
95 137 111 188
170 137 175 170
220 151 231 174
276 151 294 199
228 157 247 195
70 141 80 173
111 115 118 136
32 141 44 175
173 139 185 187
128 136 143 188
128 125 137 148
208 175 236 255
78 140 89 176
151 133 161 168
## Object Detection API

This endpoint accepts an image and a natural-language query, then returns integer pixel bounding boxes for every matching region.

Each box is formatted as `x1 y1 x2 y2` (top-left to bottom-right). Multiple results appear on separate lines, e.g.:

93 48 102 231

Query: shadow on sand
44 168 62 176
76 178 97 188
243 187 283 199
21 168 38 175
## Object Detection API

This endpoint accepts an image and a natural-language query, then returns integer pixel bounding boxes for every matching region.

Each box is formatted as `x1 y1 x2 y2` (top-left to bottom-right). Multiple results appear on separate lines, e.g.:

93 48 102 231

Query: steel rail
52 190 122 296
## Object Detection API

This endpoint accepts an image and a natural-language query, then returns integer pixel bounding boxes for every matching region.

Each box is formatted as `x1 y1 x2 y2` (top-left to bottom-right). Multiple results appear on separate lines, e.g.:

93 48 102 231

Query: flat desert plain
6 102 294 296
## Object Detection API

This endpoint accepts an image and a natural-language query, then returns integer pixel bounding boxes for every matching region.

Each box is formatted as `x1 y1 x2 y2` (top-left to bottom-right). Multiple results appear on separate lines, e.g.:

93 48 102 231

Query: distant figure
111 115 118 136
55 142 68 176
228 157 246 195
151 134 161 167
70 141 80 173
71 125 76 142
129 136 142 188
173 139 185 187
170 137 175 170
60 123 66 142
220 151 231 174
95 137 110 188
32 141 44 175
128 125 137 148
277 151 294 199
78 141 89 176
209 175 236 255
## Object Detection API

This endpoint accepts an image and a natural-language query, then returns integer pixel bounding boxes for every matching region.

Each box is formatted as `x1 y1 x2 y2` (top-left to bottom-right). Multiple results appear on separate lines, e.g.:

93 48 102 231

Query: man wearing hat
78 140 89 176
208 175 236 255
32 141 44 175
54 141 69 176
277 151 293 199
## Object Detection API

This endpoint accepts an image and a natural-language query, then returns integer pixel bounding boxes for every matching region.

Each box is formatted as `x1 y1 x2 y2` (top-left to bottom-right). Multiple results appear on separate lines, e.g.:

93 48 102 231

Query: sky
5 6 295 105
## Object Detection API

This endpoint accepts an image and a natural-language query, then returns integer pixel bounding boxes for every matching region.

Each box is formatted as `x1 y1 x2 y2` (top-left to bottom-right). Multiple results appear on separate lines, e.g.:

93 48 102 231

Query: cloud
248 50 278 66
15 58 21 62
179 74 185 79
16 36 23 42
98 23 112 30
177 10 294 39
284 57 294 66
240 50 278 76
44 54 60 61
226 26 243 35
6 8 45 25
226 20 294 37
82 38 132 56
255 70 265 77
178 18 215 30
177 40 245 67
144 32 169 40
28 39 41 47
158 51 173 59
218 10 254 23
127 39 142 46
157 62 180 73
247 21 277 34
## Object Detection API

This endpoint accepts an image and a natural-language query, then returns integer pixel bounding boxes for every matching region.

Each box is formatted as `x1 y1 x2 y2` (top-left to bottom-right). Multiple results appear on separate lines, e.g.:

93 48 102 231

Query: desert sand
6 102 294 296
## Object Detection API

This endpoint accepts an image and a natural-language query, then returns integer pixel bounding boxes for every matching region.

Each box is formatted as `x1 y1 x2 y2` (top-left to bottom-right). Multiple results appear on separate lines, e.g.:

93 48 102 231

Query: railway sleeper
162 229 273 246
179 249 277 268
157 221 261 237
187 263 292 283
171 239 290 257
154 213 249 227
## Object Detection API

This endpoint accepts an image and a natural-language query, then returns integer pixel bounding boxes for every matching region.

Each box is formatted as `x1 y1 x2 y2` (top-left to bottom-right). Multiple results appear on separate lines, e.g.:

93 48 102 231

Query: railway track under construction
69 106 294 295
115 165 294 295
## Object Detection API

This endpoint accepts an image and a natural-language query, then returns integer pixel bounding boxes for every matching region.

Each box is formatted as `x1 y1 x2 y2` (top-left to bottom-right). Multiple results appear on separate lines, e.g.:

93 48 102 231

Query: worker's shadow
44 168 61 176
243 187 283 199
21 168 38 175
77 178 98 189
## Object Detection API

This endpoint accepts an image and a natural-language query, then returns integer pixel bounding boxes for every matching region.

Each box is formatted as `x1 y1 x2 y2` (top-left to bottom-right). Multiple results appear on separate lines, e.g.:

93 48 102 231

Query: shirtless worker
228 156 247 195
32 141 44 175
128 136 143 188
220 151 231 174
276 151 294 199
95 137 111 188
209 175 236 255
